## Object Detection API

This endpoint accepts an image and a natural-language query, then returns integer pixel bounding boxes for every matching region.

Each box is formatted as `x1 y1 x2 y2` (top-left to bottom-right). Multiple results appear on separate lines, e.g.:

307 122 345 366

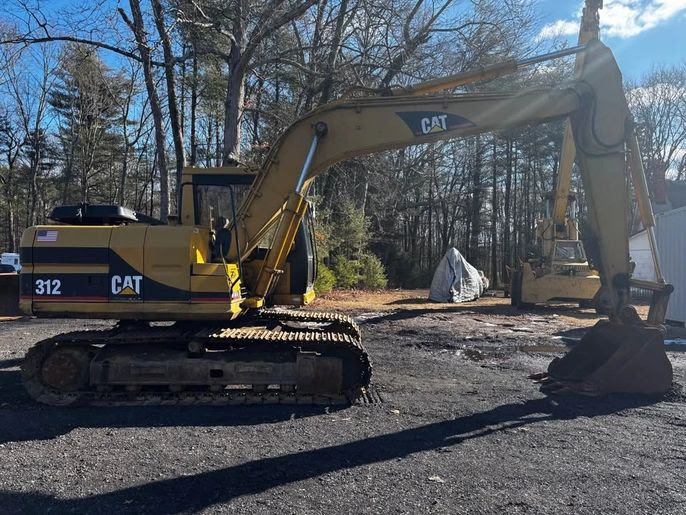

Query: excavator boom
552 0 602 227
233 87 581 261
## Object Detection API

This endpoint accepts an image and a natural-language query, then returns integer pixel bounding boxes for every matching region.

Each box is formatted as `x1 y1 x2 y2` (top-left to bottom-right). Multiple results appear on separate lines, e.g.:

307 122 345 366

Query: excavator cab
180 166 318 307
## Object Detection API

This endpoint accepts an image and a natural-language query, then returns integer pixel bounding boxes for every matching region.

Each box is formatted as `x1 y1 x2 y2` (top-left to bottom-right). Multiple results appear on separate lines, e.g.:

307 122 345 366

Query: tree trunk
215 116 222 166
151 0 185 205
490 137 498 287
119 83 134 206
251 78 263 146
428 177 433 267
318 0 349 105
513 140 519 262
119 146 129 206
223 59 246 162
206 117 212 167
29 150 39 226
302 0 327 111
3 163 16 252
468 136 483 265
503 137 513 282
190 51 198 166
123 0 169 220
8 206 15 252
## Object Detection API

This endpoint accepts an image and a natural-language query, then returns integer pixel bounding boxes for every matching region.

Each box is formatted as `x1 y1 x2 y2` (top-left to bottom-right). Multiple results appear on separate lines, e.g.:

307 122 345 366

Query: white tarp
429 248 484 302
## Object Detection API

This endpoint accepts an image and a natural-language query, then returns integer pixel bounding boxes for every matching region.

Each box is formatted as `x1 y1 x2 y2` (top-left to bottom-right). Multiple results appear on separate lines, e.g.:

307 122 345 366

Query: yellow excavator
19 38 673 406
510 190 601 308
511 0 602 309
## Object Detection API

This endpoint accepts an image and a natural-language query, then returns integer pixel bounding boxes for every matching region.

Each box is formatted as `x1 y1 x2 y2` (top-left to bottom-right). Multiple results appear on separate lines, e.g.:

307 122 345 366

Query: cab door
143 226 192 301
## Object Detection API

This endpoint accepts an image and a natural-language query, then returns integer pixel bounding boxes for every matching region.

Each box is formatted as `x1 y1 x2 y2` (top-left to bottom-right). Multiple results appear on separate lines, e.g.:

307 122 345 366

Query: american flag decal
37 230 58 242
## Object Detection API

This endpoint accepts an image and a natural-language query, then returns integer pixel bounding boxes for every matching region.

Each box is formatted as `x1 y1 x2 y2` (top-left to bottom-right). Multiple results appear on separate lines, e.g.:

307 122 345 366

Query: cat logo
111 275 143 296
395 111 475 137
421 114 449 134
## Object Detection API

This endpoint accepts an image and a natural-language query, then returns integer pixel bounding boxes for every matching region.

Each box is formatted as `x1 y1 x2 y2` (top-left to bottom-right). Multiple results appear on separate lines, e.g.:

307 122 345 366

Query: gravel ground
0 292 685 514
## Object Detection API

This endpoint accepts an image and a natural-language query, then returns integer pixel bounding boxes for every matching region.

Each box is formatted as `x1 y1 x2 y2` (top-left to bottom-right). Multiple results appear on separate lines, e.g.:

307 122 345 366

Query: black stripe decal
32 247 109 264
191 174 255 186
20 272 33 296
20 247 32 263
24 273 109 298
191 292 235 299
24 249 233 303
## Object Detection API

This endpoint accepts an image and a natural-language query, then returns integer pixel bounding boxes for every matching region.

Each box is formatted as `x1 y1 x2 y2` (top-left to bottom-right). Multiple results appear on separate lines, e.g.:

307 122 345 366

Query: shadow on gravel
386 297 439 305
0 394 660 514
0 369 340 445
0 357 22 369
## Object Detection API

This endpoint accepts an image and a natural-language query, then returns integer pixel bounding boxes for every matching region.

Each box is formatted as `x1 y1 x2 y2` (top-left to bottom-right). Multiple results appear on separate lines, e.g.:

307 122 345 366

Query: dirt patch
314 289 626 328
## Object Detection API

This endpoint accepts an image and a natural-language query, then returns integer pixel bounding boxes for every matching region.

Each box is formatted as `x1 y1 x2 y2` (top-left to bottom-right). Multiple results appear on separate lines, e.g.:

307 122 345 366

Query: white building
629 230 656 282
629 206 686 324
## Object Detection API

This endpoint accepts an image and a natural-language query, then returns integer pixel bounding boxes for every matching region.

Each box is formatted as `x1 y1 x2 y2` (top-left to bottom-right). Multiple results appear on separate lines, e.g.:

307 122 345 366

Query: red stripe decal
30 296 108 302
23 296 238 303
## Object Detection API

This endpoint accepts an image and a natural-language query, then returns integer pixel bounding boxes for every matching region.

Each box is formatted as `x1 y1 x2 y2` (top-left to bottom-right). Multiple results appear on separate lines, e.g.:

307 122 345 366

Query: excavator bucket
535 321 673 396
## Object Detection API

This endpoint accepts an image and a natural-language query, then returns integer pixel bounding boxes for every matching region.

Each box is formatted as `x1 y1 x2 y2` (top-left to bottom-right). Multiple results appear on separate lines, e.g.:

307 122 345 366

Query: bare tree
1 41 57 225
176 0 318 161
628 65 686 203
151 0 186 192
120 0 171 220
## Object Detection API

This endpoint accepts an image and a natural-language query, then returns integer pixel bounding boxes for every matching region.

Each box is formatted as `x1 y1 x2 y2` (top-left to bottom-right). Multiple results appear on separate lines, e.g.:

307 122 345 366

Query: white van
0 252 21 272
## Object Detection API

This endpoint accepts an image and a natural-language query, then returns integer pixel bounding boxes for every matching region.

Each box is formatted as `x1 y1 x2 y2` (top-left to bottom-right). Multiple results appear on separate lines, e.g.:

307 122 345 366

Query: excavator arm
233 39 673 396
552 0 602 229
234 40 641 320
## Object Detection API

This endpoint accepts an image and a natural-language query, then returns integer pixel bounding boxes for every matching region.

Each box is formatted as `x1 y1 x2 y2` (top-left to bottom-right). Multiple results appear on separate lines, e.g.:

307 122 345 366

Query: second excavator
18 38 673 406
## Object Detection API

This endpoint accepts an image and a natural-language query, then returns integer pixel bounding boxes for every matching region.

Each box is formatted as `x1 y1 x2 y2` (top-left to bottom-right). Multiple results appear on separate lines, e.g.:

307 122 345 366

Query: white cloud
537 20 579 40
537 0 686 41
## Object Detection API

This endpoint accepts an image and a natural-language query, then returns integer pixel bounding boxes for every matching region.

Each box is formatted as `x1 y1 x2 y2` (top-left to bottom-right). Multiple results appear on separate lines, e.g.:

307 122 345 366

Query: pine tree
48 44 130 204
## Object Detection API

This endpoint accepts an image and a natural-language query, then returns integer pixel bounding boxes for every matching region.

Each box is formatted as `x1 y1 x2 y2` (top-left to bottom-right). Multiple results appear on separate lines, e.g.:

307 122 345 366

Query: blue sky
537 0 686 80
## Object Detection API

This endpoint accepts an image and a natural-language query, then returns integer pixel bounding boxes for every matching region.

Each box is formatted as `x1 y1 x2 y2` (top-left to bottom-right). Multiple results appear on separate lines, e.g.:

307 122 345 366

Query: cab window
194 184 252 227
195 185 233 227
554 241 585 260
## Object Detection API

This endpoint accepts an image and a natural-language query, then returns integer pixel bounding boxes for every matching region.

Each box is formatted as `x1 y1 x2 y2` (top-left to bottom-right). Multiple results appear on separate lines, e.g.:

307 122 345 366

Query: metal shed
629 229 656 282
656 206 686 324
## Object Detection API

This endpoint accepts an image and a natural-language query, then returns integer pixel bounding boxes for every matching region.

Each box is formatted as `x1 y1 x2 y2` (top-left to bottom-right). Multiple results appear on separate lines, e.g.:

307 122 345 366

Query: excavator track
21 310 371 407
258 308 361 339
